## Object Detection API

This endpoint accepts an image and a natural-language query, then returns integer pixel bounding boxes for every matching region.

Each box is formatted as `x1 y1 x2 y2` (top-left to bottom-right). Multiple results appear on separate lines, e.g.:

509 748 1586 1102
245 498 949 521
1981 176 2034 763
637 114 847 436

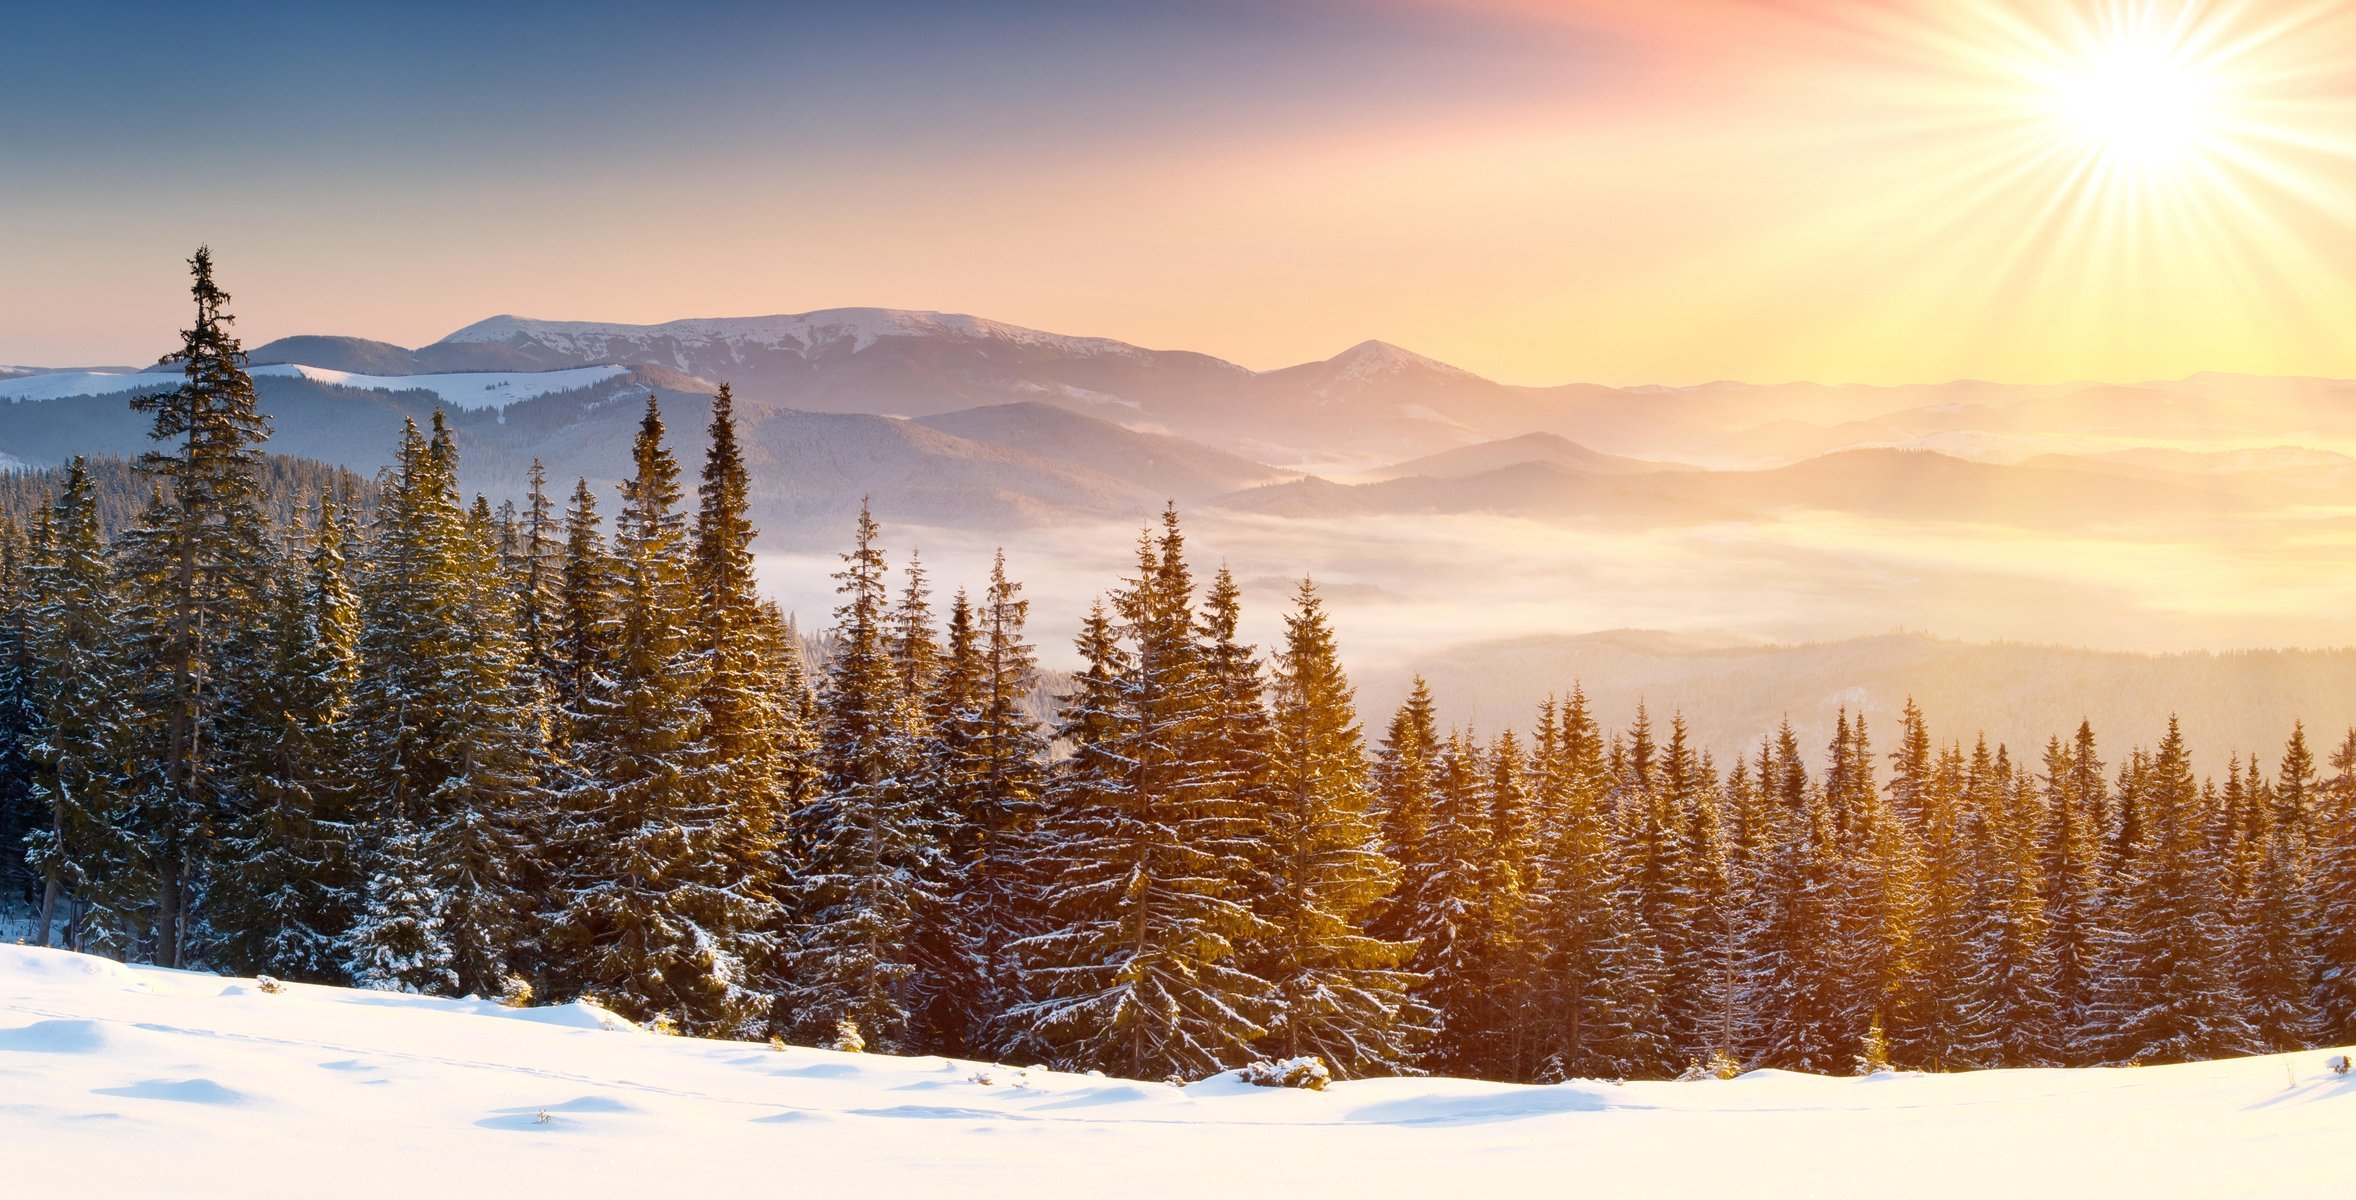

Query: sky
7 0 2356 385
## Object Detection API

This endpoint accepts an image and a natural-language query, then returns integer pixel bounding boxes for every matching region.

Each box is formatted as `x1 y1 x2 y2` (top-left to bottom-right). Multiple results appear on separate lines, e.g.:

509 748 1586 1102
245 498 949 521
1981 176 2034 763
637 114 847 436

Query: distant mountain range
5 304 2355 552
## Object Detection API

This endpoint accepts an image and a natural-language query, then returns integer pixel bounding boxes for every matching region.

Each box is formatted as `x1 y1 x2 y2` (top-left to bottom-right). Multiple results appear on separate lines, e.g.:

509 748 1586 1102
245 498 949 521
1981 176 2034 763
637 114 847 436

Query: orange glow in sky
7 0 2356 386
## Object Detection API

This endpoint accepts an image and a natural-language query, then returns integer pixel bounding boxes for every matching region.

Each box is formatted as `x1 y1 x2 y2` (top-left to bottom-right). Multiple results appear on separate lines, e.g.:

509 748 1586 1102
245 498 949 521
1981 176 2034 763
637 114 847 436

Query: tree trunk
35 873 59 948
156 855 182 968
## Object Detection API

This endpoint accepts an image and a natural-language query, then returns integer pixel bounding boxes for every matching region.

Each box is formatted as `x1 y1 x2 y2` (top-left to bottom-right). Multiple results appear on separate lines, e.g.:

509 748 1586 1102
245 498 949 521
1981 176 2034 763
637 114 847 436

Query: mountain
422 314 1584 466
247 335 555 375
914 402 1289 500
1218 447 2259 532
1216 460 1734 524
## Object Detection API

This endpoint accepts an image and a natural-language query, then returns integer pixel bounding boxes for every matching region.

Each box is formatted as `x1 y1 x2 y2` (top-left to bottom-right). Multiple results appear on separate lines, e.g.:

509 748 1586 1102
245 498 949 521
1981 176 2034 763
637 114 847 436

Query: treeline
5 251 2356 1084
0 452 376 538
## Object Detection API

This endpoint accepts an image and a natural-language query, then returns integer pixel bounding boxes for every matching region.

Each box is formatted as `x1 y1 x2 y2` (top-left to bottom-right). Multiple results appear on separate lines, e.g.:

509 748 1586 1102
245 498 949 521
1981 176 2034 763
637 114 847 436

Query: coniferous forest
8 251 2356 1085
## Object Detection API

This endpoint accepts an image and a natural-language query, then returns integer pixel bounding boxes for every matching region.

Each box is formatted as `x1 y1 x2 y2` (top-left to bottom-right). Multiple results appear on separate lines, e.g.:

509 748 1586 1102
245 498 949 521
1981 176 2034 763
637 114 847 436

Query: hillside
2 946 2347 1200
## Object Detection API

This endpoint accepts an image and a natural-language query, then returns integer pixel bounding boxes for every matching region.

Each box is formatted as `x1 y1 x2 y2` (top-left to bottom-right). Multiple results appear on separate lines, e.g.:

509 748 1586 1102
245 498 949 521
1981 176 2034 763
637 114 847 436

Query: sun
2048 38 2220 173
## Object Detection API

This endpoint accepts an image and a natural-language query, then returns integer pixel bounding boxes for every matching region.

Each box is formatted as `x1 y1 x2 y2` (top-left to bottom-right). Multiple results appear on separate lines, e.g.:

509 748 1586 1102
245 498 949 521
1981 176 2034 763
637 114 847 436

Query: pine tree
1751 721 1852 1072
0 518 41 923
348 817 458 995
1529 688 1664 1079
1371 677 1443 951
2229 732 2322 1051
1252 580 1420 1077
512 459 565 708
2095 718 2259 1064
553 476 617 750
112 247 278 966
783 503 941 1050
2042 722 2108 1060
2315 728 2356 1041
211 496 363 982
425 481 548 997
22 460 149 957
1959 740 2064 1067
1009 510 1273 1079
955 552 1049 1053
551 398 768 1033
686 384 796 1011
1404 730 1525 1078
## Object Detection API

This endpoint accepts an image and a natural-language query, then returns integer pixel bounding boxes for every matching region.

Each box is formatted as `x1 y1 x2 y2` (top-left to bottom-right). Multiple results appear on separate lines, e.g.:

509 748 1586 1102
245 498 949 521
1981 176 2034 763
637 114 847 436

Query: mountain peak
433 308 1160 364
1325 339 1481 383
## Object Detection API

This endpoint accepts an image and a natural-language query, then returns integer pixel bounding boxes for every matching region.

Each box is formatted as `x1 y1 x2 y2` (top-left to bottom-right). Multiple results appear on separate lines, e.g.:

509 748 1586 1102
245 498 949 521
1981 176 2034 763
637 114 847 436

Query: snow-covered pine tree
1618 711 1709 1073
554 475 617 751
1895 733 1980 1070
1827 713 1921 1068
2316 728 2356 1042
2034 725 2106 1061
511 459 565 720
2229 735 2322 1051
2093 718 2260 1064
954 552 1050 1054
913 587 991 1051
1957 740 2064 1067
1682 746 1747 1073
1403 730 1526 1079
552 398 769 1034
111 247 278 967
1370 677 1443 951
781 502 941 1051
1008 510 1273 1080
22 460 149 957
1251 580 1420 1078
686 384 795 1010
1750 721 1853 1072
424 485 549 997
889 550 941 707
212 495 363 982
1197 564 1276 908
0 519 40 924
348 816 458 995
1529 687 1664 1079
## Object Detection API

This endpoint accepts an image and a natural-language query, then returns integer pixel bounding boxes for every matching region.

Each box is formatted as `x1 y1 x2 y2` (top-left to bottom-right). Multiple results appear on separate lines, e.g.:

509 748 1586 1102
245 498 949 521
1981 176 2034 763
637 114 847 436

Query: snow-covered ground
0 364 627 409
2 945 2349 1199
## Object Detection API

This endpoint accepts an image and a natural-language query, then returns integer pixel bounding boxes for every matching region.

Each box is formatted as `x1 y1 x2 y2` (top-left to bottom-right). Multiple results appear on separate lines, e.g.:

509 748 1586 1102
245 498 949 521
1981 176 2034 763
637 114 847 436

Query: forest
4 251 2354 1085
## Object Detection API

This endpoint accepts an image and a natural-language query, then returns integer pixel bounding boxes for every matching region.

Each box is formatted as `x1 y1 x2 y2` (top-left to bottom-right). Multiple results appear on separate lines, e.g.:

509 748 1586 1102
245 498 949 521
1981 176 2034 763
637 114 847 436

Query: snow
1316 339 1480 385
0 369 183 402
0 364 628 411
4 946 2352 1198
264 364 630 409
438 308 1153 365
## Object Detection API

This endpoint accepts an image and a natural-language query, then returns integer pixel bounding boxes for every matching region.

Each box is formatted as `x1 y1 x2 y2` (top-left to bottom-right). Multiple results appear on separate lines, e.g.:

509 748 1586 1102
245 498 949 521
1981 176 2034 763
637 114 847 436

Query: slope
1 945 2349 1200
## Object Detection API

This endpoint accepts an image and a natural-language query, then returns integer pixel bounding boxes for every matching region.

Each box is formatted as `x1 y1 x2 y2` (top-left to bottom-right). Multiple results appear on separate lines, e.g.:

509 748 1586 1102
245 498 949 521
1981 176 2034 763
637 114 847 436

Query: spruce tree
1529 688 1664 1079
687 384 796 1009
1009 511 1272 1079
113 247 278 966
22 460 149 956
2095 718 2259 1064
1252 580 1420 1077
212 496 363 981
783 503 941 1051
552 398 768 1033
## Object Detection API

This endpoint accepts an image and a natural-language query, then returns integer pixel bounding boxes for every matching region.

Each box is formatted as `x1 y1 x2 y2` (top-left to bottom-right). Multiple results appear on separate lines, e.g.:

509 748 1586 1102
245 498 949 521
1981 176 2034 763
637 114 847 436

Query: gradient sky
8 0 2356 385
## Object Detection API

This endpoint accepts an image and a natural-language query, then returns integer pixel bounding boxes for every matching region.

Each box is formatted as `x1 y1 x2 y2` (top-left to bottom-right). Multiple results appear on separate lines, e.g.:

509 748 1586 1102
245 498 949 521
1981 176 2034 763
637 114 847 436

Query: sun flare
2048 38 2220 172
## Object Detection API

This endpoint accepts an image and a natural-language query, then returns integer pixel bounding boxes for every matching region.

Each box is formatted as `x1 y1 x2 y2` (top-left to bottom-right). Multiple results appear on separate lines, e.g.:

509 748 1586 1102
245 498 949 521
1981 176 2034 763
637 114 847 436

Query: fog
756 504 2356 672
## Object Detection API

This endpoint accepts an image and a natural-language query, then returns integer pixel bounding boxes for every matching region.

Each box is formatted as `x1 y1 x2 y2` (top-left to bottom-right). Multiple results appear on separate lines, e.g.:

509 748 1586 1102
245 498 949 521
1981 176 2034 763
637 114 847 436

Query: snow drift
2 945 2351 1198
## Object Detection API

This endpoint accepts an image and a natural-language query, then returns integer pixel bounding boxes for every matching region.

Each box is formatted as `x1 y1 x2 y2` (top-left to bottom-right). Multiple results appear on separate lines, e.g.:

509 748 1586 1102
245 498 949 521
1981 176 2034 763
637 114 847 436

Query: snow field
0 364 628 410
3 946 2351 1199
